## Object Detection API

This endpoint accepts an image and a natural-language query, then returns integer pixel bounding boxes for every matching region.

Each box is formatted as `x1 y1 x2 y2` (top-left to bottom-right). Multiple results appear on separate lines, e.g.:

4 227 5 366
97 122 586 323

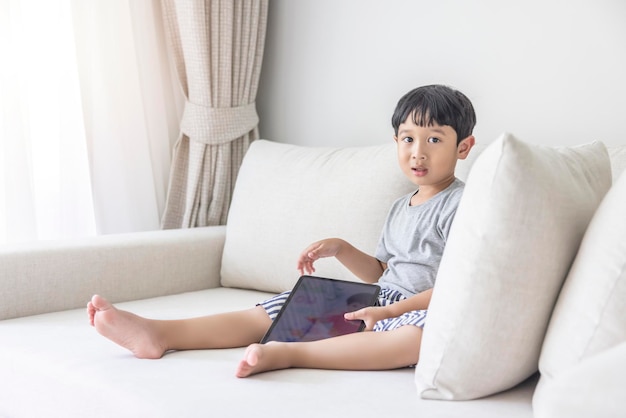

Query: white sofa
1 137 625 418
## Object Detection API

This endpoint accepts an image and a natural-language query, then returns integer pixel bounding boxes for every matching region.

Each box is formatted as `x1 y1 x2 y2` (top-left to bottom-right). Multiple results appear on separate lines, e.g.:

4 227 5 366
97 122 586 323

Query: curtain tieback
181 101 259 145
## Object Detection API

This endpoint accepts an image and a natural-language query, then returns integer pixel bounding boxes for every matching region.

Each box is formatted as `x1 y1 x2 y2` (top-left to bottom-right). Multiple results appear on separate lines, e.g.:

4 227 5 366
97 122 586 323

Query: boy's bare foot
87 295 167 359
235 343 291 378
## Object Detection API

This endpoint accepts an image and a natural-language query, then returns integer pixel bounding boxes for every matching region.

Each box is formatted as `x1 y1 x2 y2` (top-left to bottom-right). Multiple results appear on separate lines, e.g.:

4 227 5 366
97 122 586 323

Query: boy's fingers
297 261 315 276
344 309 362 320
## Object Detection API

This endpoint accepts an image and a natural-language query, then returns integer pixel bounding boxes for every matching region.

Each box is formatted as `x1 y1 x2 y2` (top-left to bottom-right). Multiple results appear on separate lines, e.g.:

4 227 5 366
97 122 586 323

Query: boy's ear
457 135 475 160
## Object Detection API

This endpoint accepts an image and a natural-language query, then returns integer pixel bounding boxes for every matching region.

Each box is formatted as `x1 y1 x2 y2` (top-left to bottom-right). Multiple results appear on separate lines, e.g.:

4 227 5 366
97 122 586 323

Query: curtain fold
72 0 183 234
161 0 268 228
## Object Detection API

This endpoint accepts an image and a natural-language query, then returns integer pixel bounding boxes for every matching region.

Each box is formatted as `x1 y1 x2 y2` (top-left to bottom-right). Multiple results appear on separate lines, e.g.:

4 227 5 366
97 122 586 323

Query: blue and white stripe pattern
372 287 427 331
260 291 291 321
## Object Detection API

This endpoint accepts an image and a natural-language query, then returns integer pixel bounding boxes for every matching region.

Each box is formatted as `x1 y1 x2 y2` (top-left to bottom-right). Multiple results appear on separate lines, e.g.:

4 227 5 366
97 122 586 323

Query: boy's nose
412 144 427 160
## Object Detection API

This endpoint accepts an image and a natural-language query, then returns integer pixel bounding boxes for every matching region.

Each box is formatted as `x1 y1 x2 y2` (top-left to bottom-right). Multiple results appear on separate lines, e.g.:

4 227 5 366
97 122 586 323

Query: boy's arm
297 238 385 284
382 288 432 316
344 288 433 330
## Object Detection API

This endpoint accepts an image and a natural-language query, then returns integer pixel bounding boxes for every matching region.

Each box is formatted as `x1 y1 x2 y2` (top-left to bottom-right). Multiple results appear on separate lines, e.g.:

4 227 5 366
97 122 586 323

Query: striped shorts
258 287 427 332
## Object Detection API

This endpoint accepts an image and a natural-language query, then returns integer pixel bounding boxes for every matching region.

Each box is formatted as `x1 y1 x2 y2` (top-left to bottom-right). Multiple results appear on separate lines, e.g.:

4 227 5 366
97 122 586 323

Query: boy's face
394 114 474 196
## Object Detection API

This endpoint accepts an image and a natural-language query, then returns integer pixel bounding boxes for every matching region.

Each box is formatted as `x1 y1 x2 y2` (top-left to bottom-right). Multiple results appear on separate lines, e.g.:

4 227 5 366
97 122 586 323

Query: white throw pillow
534 169 626 401
415 133 611 400
221 140 415 293
608 146 626 181
533 343 626 418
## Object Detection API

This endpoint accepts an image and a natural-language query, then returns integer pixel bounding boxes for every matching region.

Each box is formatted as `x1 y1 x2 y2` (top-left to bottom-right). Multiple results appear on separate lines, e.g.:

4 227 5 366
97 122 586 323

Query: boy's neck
410 177 456 206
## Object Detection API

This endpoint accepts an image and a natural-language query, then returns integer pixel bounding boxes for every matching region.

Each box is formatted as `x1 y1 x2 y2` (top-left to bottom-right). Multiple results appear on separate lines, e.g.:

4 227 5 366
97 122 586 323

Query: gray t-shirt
375 178 464 297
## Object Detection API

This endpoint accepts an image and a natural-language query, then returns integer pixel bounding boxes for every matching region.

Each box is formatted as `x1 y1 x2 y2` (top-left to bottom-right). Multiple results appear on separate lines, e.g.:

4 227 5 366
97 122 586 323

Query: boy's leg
87 295 272 359
235 325 422 378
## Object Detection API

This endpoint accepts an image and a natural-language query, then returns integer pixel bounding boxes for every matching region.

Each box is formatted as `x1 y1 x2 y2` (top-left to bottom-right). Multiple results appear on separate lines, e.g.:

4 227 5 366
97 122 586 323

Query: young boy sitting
87 84 476 377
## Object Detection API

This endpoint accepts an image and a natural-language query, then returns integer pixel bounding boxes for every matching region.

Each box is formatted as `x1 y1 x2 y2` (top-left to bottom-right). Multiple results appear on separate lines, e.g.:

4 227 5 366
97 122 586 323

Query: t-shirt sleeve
375 196 404 263
375 217 392 263
437 186 464 241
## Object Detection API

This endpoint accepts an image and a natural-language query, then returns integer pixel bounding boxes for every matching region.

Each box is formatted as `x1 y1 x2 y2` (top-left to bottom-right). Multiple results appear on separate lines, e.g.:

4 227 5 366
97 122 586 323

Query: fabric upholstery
0 226 225 320
0 289 537 418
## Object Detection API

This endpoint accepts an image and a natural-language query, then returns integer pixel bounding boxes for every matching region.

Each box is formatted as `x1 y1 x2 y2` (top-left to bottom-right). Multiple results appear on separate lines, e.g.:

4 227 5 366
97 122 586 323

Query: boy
87 84 476 377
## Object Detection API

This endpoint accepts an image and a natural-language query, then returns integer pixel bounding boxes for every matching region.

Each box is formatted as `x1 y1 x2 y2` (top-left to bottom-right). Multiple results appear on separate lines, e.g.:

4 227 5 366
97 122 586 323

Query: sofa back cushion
415 133 612 400
533 168 626 407
533 342 626 418
220 140 415 293
608 146 626 181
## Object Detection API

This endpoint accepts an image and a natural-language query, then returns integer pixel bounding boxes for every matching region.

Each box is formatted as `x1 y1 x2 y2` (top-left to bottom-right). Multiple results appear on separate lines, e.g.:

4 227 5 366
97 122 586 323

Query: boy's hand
296 238 344 276
344 306 388 331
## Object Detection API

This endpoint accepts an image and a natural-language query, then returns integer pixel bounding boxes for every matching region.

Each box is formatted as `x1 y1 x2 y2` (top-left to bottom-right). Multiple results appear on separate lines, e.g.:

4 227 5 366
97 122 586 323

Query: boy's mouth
412 166 428 177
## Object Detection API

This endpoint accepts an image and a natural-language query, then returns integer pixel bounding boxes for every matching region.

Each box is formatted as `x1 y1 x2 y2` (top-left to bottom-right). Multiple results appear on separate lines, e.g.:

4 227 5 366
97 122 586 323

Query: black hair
391 85 476 145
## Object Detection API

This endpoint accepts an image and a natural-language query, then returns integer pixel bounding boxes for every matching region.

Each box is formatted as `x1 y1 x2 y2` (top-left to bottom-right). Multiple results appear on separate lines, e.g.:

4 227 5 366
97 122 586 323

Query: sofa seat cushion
0 288 535 418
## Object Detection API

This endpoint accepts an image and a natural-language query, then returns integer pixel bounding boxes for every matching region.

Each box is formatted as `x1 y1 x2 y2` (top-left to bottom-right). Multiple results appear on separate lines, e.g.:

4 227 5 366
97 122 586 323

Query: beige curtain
161 0 268 228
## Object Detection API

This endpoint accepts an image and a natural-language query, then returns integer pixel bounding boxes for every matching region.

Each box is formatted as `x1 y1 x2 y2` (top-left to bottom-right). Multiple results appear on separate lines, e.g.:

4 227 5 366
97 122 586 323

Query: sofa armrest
0 226 226 320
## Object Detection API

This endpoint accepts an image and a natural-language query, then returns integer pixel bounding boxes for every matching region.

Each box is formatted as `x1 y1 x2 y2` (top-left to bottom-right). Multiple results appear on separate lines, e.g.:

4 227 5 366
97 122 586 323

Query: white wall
257 0 626 148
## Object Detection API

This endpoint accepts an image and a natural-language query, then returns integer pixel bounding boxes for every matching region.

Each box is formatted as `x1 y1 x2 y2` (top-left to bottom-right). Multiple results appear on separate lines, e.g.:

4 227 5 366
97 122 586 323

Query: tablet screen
261 276 380 343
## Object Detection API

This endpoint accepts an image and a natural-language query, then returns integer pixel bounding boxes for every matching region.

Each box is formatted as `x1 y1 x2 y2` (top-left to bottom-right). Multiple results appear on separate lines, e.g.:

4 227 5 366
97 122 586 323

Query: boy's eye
402 137 413 143
428 137 440 143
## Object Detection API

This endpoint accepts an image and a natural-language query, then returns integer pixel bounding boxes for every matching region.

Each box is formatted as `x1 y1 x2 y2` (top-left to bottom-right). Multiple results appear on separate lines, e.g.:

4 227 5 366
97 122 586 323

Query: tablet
261 275 380 343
